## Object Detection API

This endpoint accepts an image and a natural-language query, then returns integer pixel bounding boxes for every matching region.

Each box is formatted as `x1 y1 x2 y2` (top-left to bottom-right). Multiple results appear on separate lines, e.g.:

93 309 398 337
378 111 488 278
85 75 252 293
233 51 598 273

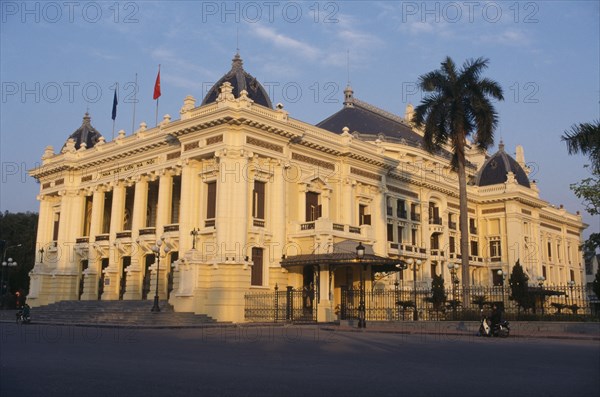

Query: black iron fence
341 284 598 321
244 286 317 323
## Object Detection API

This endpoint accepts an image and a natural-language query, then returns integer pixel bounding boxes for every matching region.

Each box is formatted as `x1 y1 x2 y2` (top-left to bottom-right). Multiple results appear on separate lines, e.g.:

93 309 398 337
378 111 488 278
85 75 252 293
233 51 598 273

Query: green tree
561 120 600 172
509 260 534 313
593 265 600 299
413 57 504 302
428 274 447 310
562 120 600 252
0 211 38 298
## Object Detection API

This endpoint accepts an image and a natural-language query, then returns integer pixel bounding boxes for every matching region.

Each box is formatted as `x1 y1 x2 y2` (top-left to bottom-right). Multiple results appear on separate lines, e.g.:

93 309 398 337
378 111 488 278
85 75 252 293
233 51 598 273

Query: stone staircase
22 300 220 327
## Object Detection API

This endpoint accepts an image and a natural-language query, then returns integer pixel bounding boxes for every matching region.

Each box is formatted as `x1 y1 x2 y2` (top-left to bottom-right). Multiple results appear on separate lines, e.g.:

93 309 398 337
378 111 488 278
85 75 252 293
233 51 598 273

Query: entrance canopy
281 240 403 272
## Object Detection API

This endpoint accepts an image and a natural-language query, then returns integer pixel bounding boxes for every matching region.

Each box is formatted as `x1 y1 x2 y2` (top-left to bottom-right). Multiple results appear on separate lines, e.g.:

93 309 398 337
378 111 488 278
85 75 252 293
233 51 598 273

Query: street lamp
356 242 366 329
407 258 422 321
150 238 171 312
497 269 506 308
537 276 545 317
1 242 22 299
567 280 576 307
448 262 460 319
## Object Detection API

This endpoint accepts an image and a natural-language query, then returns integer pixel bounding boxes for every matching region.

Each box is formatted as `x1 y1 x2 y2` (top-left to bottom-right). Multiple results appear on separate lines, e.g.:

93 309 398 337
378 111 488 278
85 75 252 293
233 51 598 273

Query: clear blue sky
1 1 598 239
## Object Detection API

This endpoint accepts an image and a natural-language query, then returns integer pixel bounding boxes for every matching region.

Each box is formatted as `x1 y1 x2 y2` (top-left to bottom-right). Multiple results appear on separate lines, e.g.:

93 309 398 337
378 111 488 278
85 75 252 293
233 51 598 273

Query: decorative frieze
386 185 418 199
55 178 64 186
521 209 532 215
42 182 51 189
292 152 335 170
206 135 224 145
540 222 562 232
482 207 504 214
81 175 93 182
167 151 181 160
184 141 199 151
448 202 475 214
246 136 283 153
350 167 381 181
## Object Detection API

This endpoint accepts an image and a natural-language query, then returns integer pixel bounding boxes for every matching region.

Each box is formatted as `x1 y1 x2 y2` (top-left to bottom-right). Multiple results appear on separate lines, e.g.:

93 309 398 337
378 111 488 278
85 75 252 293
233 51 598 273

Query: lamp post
448 262 460 319
537 276 545 317
407 258 422 321
567 280 576 308
190 228 199 250
356 242 366 329
1 242 22 299
497 269 506 308
151 238 171 312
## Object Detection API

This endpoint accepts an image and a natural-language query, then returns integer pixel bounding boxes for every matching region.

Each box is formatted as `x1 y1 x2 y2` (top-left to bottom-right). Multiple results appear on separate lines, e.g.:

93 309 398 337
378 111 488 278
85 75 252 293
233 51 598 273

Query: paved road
1 324 598 396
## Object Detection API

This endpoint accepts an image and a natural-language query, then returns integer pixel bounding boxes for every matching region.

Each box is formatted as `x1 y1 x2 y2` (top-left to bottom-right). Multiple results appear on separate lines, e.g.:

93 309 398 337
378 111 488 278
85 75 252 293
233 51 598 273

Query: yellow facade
27 56 586 322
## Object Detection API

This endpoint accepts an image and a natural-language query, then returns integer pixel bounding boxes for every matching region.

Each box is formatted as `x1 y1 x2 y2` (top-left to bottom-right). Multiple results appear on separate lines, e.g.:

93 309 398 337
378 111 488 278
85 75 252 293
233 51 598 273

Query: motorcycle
16 307 31 324
478 314 510 337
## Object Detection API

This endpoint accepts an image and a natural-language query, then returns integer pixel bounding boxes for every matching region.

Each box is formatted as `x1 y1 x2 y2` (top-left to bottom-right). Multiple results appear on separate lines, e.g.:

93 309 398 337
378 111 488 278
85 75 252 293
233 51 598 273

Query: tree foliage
593 264 600 299
428 274 447 310
0 211 38 295
413 57 503 293
561 120 600 173
509 260 534 312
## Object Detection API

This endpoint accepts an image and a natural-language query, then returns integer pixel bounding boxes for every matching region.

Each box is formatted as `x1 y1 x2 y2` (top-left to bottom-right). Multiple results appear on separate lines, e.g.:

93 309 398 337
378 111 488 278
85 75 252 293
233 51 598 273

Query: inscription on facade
100 158 156 177
482 207 504 214
540 222 562 232
81 175 93 182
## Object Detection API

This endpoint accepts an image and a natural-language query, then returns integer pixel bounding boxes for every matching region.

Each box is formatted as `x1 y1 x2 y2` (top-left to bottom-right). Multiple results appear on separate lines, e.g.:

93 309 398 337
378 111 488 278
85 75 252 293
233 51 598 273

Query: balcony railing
397 210 407 219
76 237 89 244
95 234 109 241
205 219 215 228
139 227 156 236
429 217 442 225
301 222 315 230
411 213 420 222
116 231 132 239
253 219 265 228
448 221 457 230
164 224 179 233
470 226 478 234
387 207 393 216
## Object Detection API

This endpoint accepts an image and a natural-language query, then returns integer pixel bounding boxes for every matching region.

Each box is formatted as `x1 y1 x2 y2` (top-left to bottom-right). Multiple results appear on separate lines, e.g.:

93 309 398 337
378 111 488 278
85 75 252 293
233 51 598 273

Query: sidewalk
324 320 600 341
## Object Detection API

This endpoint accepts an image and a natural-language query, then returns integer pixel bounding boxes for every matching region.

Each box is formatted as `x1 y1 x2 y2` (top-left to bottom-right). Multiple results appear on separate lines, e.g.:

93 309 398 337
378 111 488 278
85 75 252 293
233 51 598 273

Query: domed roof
474 142 530 188
201 53 272 108
62 112 104 150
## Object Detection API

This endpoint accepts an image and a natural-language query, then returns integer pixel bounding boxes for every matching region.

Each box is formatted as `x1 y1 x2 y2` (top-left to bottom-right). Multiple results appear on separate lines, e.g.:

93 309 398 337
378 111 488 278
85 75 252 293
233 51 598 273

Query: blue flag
111 89 118 120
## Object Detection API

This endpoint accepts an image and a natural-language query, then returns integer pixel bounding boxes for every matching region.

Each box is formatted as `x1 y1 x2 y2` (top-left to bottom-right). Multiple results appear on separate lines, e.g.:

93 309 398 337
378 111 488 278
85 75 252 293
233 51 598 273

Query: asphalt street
1 324 598 397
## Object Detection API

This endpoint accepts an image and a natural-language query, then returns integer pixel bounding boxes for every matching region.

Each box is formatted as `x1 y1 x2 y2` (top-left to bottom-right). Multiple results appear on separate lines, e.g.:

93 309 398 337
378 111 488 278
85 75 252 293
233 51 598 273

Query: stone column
178 161 200 253
156 171 173 234
124 176 148 300
104 182 125 300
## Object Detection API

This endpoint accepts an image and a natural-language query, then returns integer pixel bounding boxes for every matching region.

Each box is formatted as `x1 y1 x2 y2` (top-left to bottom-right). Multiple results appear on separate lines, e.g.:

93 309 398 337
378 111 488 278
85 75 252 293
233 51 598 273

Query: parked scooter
16 304 31 324
478 311 509 337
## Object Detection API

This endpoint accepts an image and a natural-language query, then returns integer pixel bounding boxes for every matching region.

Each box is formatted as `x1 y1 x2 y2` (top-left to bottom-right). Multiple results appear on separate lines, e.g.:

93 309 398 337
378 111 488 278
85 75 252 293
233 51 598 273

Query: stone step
25 300 219 326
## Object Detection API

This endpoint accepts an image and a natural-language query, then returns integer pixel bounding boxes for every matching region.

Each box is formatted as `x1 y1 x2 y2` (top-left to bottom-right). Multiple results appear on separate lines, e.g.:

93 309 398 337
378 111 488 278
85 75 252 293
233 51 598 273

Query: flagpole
112 120 115 140
155 64 161 127
132 73 138 134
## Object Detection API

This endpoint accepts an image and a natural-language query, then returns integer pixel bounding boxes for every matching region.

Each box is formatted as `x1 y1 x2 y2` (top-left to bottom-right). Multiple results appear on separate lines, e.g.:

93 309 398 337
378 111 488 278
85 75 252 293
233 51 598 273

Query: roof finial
499 139 505 151
236 27 240 55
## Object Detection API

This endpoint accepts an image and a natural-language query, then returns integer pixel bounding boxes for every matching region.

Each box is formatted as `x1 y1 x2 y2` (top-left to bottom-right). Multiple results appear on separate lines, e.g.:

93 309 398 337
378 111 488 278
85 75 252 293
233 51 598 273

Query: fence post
286 286 293 322
274 284 279 323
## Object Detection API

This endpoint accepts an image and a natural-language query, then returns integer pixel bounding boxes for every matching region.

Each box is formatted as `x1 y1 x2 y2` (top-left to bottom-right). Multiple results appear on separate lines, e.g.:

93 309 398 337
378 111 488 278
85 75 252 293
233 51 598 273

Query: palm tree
561 121 600 172
413 57 504 304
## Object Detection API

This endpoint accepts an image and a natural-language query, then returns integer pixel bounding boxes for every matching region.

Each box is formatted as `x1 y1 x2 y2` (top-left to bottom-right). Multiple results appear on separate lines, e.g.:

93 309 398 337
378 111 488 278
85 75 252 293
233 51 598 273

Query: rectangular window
124 186 135 230
206 181 217 219
397 199 406 218
253 181 266 220
102 191 112 234
430 263 437 277
430 234 440 250
547 241 552 259
490 240 502 257
387 223 394 242
470 240 479 256
251 247 263 286
492 269 503 286
411 229 417 246
542 266 547 279
570 269 575 282
410 203 420 222
305 191 320 222
53 212 60 241
359 204 371 226
171 175 181 224
146 181 159 227
82 196 93 237
449 236 456 254
397 226 403 243
469 218 477 234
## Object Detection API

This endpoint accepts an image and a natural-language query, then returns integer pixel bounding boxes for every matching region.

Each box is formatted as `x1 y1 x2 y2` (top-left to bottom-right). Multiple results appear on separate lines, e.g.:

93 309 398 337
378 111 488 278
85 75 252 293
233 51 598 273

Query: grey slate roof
62 112 104 150
474 142 531 188
201 53 273 109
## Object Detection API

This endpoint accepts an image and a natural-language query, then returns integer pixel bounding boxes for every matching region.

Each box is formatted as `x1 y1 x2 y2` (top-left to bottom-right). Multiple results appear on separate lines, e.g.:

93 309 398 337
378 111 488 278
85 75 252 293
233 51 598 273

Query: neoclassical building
27 53 586 322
